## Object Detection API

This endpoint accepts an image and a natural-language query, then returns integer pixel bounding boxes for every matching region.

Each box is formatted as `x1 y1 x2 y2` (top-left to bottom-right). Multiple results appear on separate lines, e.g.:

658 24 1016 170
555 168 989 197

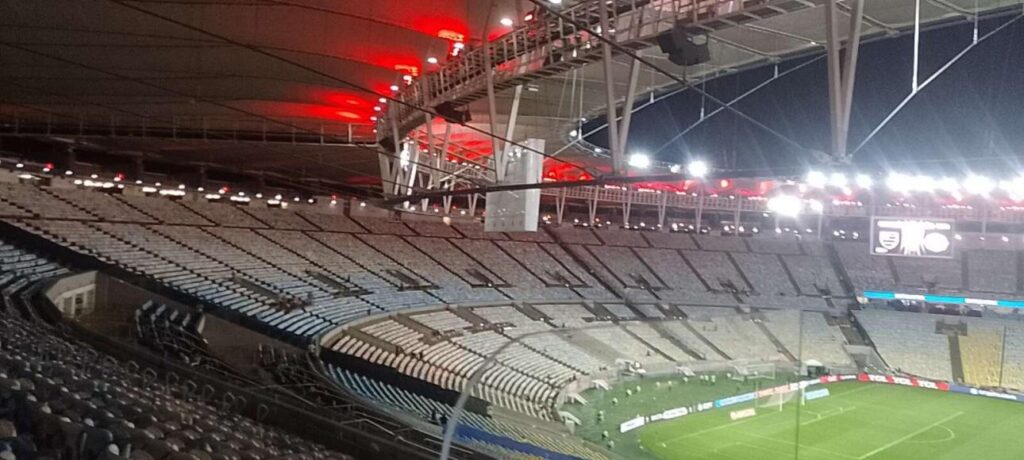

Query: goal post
756 388 796 411
730 363 776 382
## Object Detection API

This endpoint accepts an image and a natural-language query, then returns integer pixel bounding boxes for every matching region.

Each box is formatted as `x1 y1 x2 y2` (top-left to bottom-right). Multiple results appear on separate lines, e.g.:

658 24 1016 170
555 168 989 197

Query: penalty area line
857 411 965 459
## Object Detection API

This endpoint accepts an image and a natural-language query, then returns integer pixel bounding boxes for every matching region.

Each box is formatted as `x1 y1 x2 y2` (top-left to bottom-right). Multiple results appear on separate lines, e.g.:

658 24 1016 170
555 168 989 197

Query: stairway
753 319 797 361
450 306 488 326
948 335 966 384
582 302 614 319
648 321 704 360
564 329 627 363
681 320 732 360
777 255 804 295
619 325 675 361
515 303 551 321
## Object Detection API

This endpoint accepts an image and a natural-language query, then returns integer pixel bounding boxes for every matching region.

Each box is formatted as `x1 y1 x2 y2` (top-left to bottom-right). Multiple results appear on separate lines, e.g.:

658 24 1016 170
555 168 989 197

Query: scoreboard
870 218 955 258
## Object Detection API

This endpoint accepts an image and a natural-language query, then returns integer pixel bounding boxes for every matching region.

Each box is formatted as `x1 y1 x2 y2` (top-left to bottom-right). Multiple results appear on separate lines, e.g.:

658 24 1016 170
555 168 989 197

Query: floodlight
963 174 994 195
767 195 802 217
828 173 847 188
855 174 873 189
628 153 651 169
687 160 709 178
500 17 513 26
806 170 827 188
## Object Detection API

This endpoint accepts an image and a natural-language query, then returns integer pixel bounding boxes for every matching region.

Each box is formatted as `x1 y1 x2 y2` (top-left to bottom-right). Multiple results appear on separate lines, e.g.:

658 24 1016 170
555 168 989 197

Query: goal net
730 363 776 382
756 389 796 411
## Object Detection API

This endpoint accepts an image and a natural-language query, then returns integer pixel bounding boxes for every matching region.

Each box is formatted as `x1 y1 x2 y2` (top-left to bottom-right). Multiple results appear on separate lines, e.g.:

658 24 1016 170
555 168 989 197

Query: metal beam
497 84 524 182
617 57 642 155
913 0 922 92
838 0 865 159
824 0 844 158
598 0 622 175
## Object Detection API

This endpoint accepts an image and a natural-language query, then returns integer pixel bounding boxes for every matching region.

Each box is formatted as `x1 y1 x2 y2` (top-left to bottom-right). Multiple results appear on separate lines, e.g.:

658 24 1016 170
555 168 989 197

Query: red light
719 179 731 188
394 64 420 77
45 163 54 170
438 30 465 42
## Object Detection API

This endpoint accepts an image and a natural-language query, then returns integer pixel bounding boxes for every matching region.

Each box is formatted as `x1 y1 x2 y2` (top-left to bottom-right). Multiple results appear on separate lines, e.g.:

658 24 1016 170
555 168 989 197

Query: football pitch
566 379 1024 459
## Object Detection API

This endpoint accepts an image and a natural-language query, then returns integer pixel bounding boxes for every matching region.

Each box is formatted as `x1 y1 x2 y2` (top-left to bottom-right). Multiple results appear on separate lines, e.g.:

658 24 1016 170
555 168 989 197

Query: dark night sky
585 12 1024 178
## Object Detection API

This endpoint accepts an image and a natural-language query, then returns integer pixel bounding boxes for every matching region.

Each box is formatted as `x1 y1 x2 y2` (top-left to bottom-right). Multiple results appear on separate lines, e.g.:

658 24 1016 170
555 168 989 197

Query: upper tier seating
548 226 600 245
242 207 318 230
594 228 648 247
181 200 267 227
967 250 1018 293
892 256 962 289
46 187 155 222
783 255 845 295
732 253 796 295
834 242 896 290
298 209 366 232
642 232 697 249
117 195 213 225
0 183 94 219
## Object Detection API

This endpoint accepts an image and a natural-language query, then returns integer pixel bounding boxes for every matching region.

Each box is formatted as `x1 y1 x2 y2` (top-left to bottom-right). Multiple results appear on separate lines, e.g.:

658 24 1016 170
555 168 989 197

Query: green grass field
564 377 1024 459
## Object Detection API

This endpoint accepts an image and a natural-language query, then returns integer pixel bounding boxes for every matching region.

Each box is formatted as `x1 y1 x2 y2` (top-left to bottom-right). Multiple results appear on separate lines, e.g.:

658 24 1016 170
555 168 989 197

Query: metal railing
381 0 783 139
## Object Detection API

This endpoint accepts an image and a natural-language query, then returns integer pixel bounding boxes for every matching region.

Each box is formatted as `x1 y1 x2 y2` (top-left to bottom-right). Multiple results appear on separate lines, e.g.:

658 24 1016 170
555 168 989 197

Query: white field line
857 411 965 459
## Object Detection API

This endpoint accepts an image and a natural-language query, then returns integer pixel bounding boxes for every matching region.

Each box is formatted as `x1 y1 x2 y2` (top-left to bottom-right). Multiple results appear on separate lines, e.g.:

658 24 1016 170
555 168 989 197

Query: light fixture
499 17 513 26
767 195 802 217
806 170 827 188
687 160 708 178
628 153 651 169
963 174 994 196
855 174 873 189
828 172 847 188
390 84 399 91
426 56 438 64
373 106 381 112
378 97 387 104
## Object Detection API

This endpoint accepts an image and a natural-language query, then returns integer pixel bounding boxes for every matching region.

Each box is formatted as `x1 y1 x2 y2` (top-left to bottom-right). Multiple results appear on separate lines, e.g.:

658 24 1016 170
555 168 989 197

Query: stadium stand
854 310 954 381
967 250 1019 293
959 324 1004 387
15 183 1024 459
0 240 361 460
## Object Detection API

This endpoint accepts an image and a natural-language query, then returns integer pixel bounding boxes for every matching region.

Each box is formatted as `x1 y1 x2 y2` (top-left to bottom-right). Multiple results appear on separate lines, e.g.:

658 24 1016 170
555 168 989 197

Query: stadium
2 1 1024 459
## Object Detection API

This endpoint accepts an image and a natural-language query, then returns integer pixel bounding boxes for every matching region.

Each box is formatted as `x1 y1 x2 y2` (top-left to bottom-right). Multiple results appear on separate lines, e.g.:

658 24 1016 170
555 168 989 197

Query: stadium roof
1 0 1020 195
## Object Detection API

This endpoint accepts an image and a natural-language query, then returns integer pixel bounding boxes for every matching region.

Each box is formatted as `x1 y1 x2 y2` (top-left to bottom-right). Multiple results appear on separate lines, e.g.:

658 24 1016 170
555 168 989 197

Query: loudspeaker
434 101 472 124
656 25 710 66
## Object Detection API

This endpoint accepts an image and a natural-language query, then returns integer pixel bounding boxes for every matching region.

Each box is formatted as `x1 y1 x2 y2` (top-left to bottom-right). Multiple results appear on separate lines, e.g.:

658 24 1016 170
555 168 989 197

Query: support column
838 0 864 157
599 0 622 174
695 189 705 231
498 85 524 182
733 197 742 235
556 189 567 225
823 0 844 158
617 56 643 155
622 189 634 227
913 0 922 92
657 193 668 229
483 22 501 175
824 0 864 160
